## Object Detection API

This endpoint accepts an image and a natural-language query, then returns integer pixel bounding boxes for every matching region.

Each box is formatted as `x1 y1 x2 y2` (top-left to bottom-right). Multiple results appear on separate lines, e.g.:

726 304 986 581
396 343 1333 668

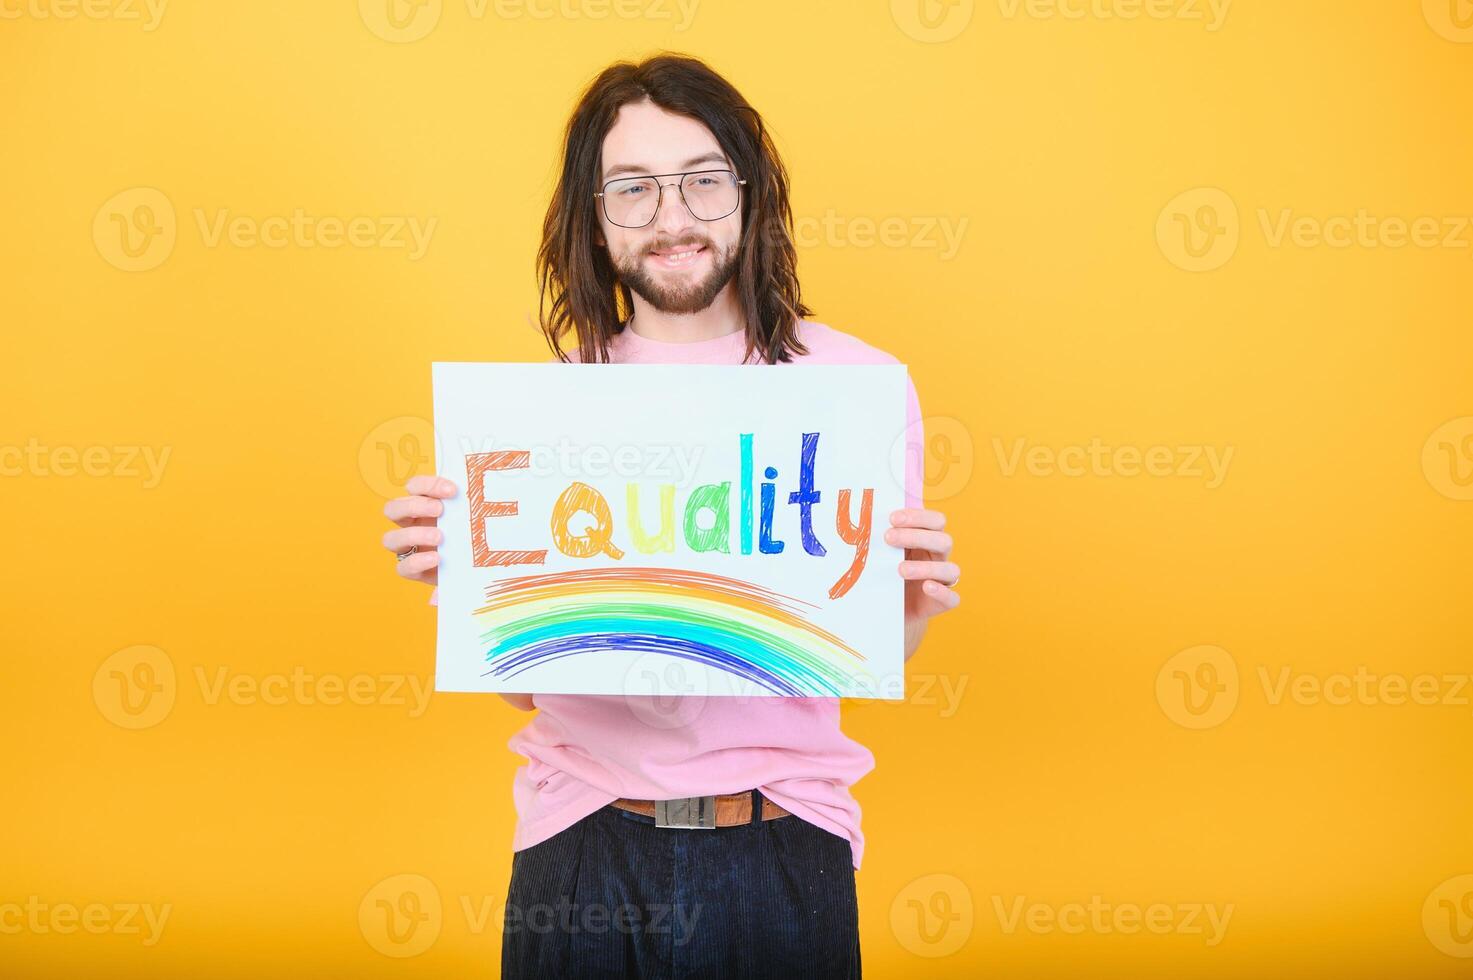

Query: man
381 53 961 978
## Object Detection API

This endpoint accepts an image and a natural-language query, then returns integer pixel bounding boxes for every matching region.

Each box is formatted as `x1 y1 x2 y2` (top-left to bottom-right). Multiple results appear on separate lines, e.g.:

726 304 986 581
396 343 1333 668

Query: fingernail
437 478 453 493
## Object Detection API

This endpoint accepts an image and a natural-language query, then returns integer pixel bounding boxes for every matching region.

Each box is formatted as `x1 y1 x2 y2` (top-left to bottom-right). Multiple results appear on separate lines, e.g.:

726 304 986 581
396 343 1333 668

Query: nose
652 179 696 238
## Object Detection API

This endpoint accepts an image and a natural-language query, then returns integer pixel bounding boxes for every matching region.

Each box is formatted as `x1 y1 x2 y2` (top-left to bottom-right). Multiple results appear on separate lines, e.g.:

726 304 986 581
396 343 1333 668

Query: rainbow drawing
471 567 872 697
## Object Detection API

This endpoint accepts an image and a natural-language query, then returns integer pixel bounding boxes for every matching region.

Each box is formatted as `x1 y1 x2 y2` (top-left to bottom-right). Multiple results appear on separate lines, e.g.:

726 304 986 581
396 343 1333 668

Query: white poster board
432 362 909 699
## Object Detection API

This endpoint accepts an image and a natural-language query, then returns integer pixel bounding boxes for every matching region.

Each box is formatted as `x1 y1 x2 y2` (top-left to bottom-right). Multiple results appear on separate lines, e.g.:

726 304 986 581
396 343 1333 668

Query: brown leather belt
610 791 790 829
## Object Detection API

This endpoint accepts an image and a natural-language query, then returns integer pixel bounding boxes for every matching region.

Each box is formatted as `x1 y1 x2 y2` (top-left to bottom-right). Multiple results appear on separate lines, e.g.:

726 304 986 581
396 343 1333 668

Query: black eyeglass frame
594 169 748 229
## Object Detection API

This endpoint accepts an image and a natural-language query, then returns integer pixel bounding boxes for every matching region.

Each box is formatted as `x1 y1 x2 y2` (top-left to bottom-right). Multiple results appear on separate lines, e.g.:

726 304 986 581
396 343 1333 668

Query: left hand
886 508 961 625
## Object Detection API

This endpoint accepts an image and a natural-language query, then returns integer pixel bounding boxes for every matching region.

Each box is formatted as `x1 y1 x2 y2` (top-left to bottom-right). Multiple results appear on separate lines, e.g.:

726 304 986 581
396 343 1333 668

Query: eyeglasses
595 169 747 229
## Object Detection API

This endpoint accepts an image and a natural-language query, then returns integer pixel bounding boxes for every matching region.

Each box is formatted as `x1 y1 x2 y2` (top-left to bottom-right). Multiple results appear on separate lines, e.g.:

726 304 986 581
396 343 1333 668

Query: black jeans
501 791 861 978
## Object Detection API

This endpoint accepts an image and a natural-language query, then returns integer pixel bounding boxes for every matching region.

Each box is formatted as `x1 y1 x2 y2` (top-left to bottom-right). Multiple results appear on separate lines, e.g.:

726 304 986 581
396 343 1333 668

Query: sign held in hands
432 362 909 699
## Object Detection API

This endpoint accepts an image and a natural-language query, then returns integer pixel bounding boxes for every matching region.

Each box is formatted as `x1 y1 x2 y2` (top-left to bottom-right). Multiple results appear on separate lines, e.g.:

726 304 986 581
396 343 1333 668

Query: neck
625 283 743 343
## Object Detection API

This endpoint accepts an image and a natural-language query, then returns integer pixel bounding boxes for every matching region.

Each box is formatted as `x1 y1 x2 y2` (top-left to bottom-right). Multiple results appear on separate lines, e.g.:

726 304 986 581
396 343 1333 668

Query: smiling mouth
646 244 708 270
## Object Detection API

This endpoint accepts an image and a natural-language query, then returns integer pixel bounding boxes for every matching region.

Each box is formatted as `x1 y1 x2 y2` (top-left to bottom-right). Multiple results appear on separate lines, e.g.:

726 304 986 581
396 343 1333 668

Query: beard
611 233 741 315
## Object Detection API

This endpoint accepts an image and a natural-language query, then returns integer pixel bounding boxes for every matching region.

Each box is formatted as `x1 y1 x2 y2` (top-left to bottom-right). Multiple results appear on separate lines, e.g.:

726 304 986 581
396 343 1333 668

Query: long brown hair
537 53 812 364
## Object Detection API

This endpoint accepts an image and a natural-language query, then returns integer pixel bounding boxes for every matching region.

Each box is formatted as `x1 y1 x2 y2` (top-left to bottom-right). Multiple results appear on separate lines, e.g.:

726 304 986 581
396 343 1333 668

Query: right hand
382 474 457 587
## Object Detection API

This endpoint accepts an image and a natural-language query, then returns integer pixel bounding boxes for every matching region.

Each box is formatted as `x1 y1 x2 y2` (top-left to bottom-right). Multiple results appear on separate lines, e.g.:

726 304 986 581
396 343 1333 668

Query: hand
382 474 456 587
886 508 960 629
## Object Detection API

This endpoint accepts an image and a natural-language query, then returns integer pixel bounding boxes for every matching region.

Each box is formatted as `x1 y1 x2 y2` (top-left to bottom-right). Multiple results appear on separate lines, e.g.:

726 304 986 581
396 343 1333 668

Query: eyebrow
602 151 730 181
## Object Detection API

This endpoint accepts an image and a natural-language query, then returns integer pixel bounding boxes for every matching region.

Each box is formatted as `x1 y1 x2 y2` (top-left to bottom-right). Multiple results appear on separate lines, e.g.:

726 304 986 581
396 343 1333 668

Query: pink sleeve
904 373 925 511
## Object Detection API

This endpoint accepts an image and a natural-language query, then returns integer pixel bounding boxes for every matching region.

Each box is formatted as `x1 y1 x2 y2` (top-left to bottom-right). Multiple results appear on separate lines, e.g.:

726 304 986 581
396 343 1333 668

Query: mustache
644 236 712 254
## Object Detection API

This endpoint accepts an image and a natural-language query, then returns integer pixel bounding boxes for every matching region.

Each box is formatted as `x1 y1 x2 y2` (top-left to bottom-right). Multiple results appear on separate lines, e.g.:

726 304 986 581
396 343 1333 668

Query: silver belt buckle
654 795 718 829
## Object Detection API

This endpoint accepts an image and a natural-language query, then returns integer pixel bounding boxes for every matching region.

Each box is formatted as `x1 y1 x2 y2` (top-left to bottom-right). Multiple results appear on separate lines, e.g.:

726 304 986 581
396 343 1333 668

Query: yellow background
4 0 1472 976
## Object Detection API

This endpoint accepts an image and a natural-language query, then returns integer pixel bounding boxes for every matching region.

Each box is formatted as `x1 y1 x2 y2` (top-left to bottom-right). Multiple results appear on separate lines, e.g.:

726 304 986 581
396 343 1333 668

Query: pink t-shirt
432 318 924 870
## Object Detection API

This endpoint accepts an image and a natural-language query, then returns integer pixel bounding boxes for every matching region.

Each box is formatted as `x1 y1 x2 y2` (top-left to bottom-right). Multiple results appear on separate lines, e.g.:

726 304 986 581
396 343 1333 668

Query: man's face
597 99 743 315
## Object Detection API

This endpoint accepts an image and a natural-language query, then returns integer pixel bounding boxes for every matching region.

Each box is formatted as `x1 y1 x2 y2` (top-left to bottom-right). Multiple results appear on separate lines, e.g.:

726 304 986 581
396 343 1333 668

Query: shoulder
793 319 903 366
797 320 922 417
